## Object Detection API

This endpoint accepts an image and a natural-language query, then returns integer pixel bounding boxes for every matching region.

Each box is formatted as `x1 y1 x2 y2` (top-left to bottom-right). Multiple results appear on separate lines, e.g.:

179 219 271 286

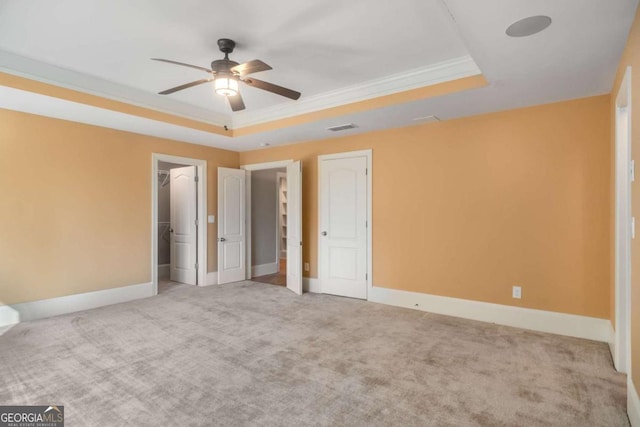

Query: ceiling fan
152 38 301 112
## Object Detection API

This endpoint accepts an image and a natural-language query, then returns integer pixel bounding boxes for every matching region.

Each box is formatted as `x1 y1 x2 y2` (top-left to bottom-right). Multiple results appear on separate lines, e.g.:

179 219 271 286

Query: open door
170 166 198 285
218 168 247 284
286 161 303 295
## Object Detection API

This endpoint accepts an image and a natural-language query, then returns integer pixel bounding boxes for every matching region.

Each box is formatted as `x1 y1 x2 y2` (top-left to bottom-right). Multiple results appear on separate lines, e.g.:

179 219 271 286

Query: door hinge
365 220 368 228
195 219 199 226
366 168 368 175
195 175 199 182
631 160 635 182
195 263 199 269
366 273 368 280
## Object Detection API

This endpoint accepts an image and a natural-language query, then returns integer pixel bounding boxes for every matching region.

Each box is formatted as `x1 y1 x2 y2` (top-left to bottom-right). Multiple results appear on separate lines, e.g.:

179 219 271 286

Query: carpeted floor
0 281 629 426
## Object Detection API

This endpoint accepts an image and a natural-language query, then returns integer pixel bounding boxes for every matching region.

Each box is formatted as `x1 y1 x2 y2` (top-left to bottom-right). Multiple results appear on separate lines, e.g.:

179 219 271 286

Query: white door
286 161 303 295
170 166 198 285
218 167 247 284
319 156 368 299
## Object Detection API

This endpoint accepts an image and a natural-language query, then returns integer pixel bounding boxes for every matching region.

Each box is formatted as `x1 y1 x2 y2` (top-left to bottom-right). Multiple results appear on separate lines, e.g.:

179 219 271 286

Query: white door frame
317 149 373 298
152 153 207 295
240 159 294 279
613 66 632 373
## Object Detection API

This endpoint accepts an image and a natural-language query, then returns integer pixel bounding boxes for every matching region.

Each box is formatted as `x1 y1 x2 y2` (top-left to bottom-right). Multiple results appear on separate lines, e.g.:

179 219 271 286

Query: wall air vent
327 123 358 132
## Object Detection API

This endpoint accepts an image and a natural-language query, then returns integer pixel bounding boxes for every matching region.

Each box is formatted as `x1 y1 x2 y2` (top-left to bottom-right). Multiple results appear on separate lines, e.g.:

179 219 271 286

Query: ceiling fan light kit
214 76 238 97
152 38 301 112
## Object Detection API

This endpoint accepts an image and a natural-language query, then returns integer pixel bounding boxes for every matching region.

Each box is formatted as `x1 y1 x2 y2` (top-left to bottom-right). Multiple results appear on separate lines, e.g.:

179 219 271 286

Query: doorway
249 168 287 287
613 66 632 373
318 150 372 300
217 160 302 295
152 154 207 295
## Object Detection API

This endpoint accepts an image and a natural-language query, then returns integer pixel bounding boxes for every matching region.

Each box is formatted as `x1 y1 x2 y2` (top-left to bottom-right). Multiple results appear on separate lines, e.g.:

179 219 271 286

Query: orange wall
0 109 238 305
240 95 612 319
611 7 640 394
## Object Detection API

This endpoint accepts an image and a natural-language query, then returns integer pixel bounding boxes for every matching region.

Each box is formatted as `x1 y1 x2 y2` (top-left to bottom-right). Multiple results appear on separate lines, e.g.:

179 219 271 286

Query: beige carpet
0 281 628 426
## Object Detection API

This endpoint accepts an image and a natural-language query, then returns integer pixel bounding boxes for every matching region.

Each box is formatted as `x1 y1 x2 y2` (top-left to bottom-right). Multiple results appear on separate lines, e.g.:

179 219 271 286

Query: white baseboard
204 271 218 287
252 262 278 277
630 377 640 427
303 277 322 293
0 282 154 328
158 263 170 279
0 305 20 333
609 322 616 367
367 286 611 342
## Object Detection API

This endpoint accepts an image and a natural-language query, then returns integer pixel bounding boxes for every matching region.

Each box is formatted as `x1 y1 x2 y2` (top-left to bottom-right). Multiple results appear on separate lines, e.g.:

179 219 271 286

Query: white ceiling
0 0 470 117
0 0 637 151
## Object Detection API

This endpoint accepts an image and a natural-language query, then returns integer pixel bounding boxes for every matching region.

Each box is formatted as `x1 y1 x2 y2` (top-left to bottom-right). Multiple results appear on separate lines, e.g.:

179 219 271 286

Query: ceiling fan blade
151 58 212 73
230 59 272 76
242 78 301 100
158 78 213 95
228 93 246 112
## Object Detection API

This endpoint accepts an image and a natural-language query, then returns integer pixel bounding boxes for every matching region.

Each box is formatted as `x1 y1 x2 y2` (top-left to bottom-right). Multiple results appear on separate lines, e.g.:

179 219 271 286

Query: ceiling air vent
327 123 358 132
413 115 441 122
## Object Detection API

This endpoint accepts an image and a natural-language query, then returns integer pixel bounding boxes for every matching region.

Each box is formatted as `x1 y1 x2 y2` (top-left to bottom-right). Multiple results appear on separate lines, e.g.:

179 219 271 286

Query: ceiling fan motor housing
217 38 236 54
211 59 240 76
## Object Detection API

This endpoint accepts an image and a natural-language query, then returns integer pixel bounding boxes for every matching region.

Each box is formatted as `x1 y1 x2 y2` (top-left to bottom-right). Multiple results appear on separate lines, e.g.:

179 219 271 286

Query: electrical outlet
304 262 310 272
512 286 522 299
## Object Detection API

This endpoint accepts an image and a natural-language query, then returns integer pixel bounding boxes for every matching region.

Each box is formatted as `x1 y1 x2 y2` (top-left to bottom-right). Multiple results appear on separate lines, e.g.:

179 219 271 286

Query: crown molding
230 55 481 128
0 49 229 126
0 85 238 151
0 49 481 134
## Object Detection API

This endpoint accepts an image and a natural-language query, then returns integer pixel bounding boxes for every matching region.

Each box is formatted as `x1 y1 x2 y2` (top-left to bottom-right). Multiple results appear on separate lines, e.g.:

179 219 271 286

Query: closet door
170 166 198 285
217 167 247 284
318 155 368 299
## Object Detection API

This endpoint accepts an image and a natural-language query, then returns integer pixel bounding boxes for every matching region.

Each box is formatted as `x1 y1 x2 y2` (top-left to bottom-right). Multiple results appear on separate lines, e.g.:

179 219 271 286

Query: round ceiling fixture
506 15 552 37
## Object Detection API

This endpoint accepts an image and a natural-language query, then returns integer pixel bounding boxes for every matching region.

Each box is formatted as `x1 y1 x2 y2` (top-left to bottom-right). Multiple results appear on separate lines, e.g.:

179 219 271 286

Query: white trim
614 65 633 373
0 306 20 332
317 149 373 299
303 277 322 293
232 56 481 128
0 86 239 151
240 160 294 171
608 322 616 363
0 282 153 328
204 272 218 286
367 286 611 342
0 49 480 131
252 262 279 277
241 159 294 281
151 153 207 295
630 377 640 427
158 263 170 280
0 48 228 125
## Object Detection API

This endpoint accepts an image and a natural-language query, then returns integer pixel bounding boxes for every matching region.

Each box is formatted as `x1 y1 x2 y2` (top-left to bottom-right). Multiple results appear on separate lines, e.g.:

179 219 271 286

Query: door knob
321 231 327 236
219 237 226 242
169 228 174 233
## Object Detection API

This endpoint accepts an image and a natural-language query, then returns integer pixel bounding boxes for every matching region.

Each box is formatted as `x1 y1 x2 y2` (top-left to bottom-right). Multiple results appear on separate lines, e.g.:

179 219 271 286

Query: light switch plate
208 215 215 224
